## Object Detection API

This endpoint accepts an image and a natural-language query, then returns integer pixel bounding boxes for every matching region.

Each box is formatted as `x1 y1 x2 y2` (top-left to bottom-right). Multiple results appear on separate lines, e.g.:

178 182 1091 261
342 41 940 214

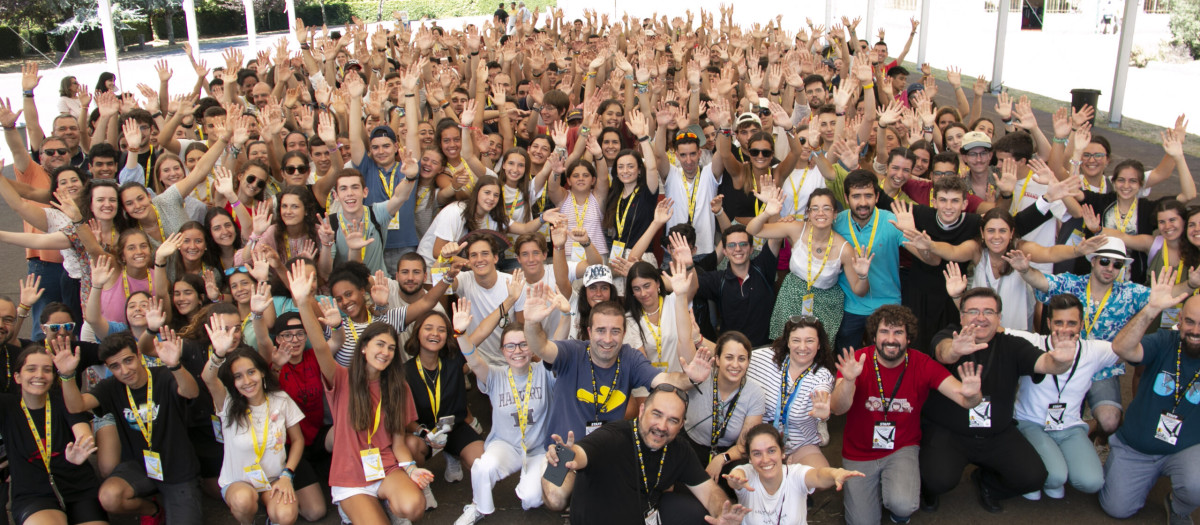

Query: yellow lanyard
804 226 834 294
20 396 52 471
416 186 432 210
615 187 639 238
572 193 589 229
1010 170 1033 214
417 359 442 419
339 209 371 260
1084 279 1113 338
144 145 155 186
642 297 664 363
790 168 810 218
846 209 880 257
283 234 293 260
378 164 398 198
367 399 382 447
126 367 155 448
1114 200 1137 233
681 171 701 222
751 170 766 216
248 398 271 463
143 204 166 242
346 310 374 344
1164 242 1184 284
122 269 153 301
507 367 534 452
504 185 524 220
666 150 677 167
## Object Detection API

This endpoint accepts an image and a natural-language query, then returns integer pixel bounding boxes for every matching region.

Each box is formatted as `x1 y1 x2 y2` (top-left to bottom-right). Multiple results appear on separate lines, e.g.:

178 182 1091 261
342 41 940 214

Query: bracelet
1052 137 1069 144
22 90 33 98
462 348 475 356
280 468 295 480
442 272 455 284
58 372 75 382
300 43 311 50
857 273 869 280
17 303 30 310
168 363 183 372
638 136 650 142
209 354 225 367
251 311 264 320
397 461 416 468
579 126 590 134
231 200 242 208
862 83 874 89
999 192 1014 199
17 312 28 319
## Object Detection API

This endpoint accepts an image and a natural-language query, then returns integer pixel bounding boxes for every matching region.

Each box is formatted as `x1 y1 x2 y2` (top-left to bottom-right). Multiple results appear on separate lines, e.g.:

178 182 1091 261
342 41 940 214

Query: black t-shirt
923 327 1043 437
180 340 221 428
90 366 199 483
573 419 708 524
13 339 102 393
695 245 780 346
0 392 98 501
1080 191 1160 282
608 186 657 248
405 352 469 427
0 343 23 394
117 149 161 186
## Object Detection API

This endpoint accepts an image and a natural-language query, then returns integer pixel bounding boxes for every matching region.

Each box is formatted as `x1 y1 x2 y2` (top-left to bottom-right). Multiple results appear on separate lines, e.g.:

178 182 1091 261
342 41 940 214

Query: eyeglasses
964 150 990 159
502 342 529 351
1081 153 1107 160
651 383 689 406
931 170 957 178
276 330 306 342
808 205 834 213
962 309 997 318
725 241 751 249
675 132 697 141
224 265 249 276
748 148 774 158
43 148 69 157
1097 257 1126 270
283 164 311 175
43 322 76 333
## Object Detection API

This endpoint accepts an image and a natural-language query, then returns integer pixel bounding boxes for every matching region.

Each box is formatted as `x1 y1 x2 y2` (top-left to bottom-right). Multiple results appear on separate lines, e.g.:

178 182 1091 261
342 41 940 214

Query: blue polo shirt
1117 329 1200 455
833 208 903 316
355 152 419 249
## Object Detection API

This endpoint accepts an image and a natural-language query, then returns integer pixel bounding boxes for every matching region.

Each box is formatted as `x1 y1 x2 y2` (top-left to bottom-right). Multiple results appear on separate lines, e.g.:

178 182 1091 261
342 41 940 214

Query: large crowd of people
0 4 1197 524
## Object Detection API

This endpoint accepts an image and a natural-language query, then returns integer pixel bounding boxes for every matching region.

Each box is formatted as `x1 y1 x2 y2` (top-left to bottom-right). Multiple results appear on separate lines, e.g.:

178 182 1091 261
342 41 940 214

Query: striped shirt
334 307 409 367
746 348 833 455
559 192 608 256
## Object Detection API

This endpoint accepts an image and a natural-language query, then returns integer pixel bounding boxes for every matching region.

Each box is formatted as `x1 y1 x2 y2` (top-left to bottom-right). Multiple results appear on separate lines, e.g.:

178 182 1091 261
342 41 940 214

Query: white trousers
470 440 546 514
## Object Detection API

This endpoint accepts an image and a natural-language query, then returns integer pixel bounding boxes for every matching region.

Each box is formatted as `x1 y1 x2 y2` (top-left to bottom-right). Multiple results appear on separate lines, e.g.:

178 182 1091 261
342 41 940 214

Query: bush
1169 0 1200 58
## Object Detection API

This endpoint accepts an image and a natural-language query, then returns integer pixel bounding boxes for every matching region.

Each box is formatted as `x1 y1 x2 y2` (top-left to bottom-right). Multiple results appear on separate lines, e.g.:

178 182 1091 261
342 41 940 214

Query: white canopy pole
286 0 297 42
824 0 833 35
243 0 257 51
991 0 1010 93
1108 0 1139 127
183 0 200 58
96 0 122 87
916 0 931 66
864 0 876 46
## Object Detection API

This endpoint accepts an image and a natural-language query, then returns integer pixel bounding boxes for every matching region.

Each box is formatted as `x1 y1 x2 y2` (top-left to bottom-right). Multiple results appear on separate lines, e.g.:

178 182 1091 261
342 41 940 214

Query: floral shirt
1037 272 1149 380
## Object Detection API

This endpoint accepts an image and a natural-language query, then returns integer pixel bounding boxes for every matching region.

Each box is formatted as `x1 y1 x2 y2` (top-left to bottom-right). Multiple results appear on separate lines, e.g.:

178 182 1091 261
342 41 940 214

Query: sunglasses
283 164 311 175
245 174 268 189
1097 257 1125 270
788 315 819 325
43 322 76 333
224 265 249 276
726 241 751 249
43 148 69 157
748 148 774 158
756 108 771 117
651 383 689 407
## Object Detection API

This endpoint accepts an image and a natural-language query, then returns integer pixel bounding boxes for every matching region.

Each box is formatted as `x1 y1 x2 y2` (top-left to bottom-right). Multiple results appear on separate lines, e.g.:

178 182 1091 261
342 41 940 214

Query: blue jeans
27 259 65 341
835 311 869 352
1016 419 1104 494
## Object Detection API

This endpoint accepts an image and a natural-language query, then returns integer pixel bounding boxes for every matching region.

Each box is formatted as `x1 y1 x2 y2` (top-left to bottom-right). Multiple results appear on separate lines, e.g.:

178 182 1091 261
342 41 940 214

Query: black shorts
188 424 224 479
11 488 107 525
292 457 320 491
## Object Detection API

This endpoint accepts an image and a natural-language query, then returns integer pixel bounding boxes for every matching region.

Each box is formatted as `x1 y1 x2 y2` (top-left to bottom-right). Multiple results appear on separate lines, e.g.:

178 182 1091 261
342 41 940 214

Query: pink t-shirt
324 365 417 488
99 272 151 324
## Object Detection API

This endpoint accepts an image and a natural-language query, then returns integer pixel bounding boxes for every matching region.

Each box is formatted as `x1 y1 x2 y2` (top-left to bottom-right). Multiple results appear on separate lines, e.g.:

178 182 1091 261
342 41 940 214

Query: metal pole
991 0 1010 93
825 0 833 39
865 0 876 46
1108 0 1139 127
183 0 200 59
96 0 122 87
286 0 297 42
243 0 257 51
916 0 931 66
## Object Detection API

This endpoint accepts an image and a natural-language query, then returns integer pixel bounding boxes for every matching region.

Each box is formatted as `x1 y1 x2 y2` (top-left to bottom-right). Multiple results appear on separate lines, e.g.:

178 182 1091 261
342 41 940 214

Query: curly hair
864 305 920 348
770 316 835 374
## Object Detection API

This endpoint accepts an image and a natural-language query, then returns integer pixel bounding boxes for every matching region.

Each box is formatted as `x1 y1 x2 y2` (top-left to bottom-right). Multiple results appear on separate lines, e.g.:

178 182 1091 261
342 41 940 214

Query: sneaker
468 417 484 435
1022 490 1042 501
423 483 438 510
140 499 166 525
454 503 485 525
337 503 352 524
445 454 464 483
1043 486 1066 499
817 419 830 447
1166 493 1195 525
886 510 911 523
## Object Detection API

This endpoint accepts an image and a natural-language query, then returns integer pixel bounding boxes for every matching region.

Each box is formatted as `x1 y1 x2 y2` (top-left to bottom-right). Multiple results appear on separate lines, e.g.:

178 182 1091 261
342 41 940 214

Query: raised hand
145 297 167 332
251 201 273 236
249 280 272 315
154 328 184 368
50 337 80 376
1080 203 1101 234
944 261 968 298
506 268 527 302
704 501 751 525
836 348 865 381
1002 249 1032 274
957 361 982 399
344 219 375 251
451 298 473 334
523 281 553 324
64 434 98 465
721 470 752 492
1149 268 1191 311
18 273 45 308
851 251 874 279
287 260 314 302
682 344 714 384
370 270 390 308
205 312 238 357
89 255 117 289
155 232 185 262
949 328 987 359
809 390 831 419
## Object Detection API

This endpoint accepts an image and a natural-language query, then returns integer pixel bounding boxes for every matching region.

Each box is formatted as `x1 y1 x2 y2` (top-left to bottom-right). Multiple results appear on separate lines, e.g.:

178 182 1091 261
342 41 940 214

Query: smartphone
542 444 575 486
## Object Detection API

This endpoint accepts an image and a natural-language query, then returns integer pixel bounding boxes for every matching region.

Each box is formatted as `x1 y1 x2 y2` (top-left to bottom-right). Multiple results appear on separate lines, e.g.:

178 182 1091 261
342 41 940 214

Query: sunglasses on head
788 315 820 325
43 148 69 157
1097 257 1125 270
651 383 689 407
749 148 774 158
224 265 249 276
675 131 697 141
283 164 311 175
44 322 76 333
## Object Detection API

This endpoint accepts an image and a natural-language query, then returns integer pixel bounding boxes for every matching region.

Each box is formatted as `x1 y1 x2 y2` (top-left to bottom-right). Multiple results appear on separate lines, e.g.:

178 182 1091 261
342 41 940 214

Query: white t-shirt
513 265 564 338
779 166 827 220
1009 329 1121 430
416 201 500 266
1010 178 1069 274
385 279 446 349
662 164 721 255
457 271 518 367
733 463 815 525
624 293 683 373
217 391 305 490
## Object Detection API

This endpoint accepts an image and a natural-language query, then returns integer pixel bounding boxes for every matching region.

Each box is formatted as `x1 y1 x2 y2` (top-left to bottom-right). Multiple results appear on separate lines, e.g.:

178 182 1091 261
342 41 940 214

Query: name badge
872 421 896 449
1065 229 1084 248
1044 402 1067 431
651 361 668 371
752 236 765 252
388 213 401 230
969 398 992 428
801 293 815 316
610 241 627 261
361 448 386 481
244 463 271 491
143 450 164 481
1161 307 1182 329
1156 411 1183 445
644 508 661 525
793 213 806 222
585 421 603 435
430 266 447 284
211 415 224 444
571 242 586 261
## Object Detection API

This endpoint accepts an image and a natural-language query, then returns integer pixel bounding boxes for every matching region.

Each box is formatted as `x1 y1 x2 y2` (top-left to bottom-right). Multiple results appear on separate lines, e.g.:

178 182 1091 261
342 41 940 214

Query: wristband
17 303 30 311
231 200 242 208
1052 136 1069 144
638 136 650 142
22 90 33 98
862 83 874 90
168 363 183 371
999 191 1014 199
462 348 475 356
251 311 264 320
58 372 76 382
281 468 295 480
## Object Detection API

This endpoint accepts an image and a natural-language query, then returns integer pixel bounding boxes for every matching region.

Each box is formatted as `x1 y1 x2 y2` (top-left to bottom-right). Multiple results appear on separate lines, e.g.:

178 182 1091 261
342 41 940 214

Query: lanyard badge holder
127 369 164 481
968 397 992 428
244 400 273 491
361 401 386 481
872 351 907 449
1045 338 1081 432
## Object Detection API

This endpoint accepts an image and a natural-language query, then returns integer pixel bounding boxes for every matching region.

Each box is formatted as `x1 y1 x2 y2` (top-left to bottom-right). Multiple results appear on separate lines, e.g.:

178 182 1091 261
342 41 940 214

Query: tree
1170 0 1200 58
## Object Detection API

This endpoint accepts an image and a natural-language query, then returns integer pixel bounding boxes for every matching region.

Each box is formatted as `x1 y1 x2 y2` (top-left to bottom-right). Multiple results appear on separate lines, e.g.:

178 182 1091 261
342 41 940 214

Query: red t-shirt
278 349 324 445
325 365 418 488
838 346 951 461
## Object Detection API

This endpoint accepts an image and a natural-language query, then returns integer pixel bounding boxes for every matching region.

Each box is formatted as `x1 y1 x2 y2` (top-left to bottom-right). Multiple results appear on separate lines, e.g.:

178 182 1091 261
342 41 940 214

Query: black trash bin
1070 89 1101 127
